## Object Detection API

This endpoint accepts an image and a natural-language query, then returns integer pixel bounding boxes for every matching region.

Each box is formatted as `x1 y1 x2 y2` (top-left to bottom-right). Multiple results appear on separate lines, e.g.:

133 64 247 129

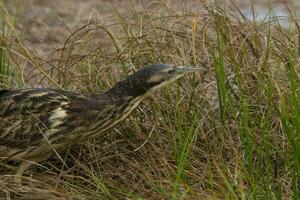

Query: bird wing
0 88 74 151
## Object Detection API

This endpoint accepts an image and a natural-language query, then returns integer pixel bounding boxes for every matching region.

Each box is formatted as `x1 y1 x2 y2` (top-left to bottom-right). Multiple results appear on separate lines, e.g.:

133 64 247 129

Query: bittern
0 63 200 183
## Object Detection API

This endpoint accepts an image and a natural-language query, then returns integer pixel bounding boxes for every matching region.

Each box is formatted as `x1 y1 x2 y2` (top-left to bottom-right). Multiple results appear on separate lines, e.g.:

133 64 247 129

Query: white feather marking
28 91 52 97
49 107 67 128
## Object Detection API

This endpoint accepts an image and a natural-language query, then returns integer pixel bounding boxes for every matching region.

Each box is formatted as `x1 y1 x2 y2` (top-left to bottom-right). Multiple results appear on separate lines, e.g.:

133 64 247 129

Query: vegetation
0 1 300 199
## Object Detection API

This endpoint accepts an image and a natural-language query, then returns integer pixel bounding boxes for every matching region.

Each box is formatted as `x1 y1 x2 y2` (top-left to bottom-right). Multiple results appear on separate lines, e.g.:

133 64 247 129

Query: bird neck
103 78 147 101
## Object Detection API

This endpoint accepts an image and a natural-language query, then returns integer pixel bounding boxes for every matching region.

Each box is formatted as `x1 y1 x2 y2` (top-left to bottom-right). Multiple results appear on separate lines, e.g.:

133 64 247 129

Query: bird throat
108 95 144 127
83 94 144 140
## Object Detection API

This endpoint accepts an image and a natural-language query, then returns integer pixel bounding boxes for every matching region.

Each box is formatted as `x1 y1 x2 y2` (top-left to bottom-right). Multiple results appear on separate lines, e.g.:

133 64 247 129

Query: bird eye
167 68 175 75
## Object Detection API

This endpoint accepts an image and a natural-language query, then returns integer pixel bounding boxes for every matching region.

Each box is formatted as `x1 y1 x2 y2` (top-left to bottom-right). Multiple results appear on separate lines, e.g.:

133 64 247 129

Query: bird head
106 63 202 99
135 63 201 93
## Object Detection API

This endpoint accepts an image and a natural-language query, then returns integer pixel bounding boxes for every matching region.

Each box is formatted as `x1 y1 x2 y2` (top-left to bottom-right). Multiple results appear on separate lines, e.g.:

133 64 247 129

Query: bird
0 63 201 183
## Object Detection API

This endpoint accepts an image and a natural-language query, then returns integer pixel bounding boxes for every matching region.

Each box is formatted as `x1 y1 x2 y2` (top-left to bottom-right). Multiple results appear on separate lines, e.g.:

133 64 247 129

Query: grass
0 6 9 86
1 1 300 199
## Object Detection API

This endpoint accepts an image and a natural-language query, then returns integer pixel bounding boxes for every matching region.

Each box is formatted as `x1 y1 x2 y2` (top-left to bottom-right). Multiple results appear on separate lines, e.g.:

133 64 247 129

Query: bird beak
175 65 204 74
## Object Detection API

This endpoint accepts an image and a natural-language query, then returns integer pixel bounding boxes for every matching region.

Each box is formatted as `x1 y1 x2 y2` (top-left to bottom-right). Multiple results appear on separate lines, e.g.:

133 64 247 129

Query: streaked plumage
0 63 201 182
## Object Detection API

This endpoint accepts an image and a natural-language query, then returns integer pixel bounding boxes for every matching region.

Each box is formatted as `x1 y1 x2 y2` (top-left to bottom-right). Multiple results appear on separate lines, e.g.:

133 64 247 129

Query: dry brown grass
1 1 300 199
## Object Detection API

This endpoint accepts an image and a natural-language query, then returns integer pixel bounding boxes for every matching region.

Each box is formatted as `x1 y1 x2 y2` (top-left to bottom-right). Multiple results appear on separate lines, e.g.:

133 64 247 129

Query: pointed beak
175 65 204 74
